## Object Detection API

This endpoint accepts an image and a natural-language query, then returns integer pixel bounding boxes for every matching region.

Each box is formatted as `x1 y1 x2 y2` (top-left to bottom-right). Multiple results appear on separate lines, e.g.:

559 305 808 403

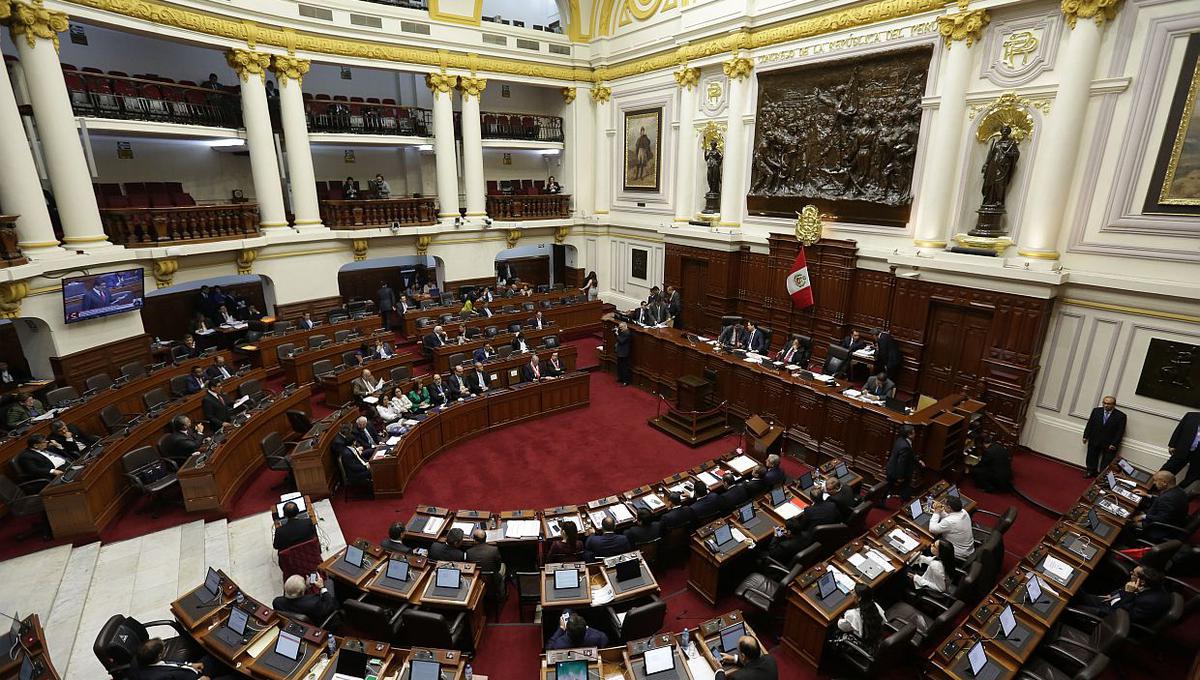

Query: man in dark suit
466 528 503 575
824 477 856 519
298 312 316 330
473 343 497 364
469 361 490 394
428 528 468 562
1134 471 1189 541
767 498 841 563
80 278 112 311
1075 566 1171 626
718 473 750 513
273 574 337 624
1162 411 1200 489
381 522 411 553
689 482 724 521
745 321 768 354
183 366 207 395
863 371 895 399
131 638 228 680
529 311 548 330
15 434 71 489
201 383 232 430
623 508 661 545
584 517 632 559
660 492 697 532
841 329 868 354
870 328 902 377
427 374 449 406
206 356 234 382
719 636 777 680
1082 395 1126 477
718 322 745 349
633 301 655 325
885 425 919 501
764 454 787 488
351 416 380 449
376 282 396 330
511 331 530 353
615 322 632 386
424 325 448 350
273 501 315 550
0 361 30 387
447 366 471 400
161 415 206 465
666 285 682 328
522 354 544 382
333 425 371 484
547 612 610 651
546 352 565 377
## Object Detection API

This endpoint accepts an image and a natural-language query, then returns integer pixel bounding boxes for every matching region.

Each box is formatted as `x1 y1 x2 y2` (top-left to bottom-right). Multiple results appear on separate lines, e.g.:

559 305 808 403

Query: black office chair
439 313 455 324
465 327 482 339
833 622 917 677
604 596 665 642
45 386 80 407
276 343 298 361
543 335 559 348
910 560 982 618
419 300 436 310
810 522 851 557
735 544 821 615
522 302 535 312
335 455 374 501
508 323 522 334
86 373 115 392
122 446 179 518
885 599 964 647
824 344 850 377
720 315 743 329
845 501 871 533
448 352 465 367
274 321 294 333
503 305 519 314
343 596 405 644
401 608 471 651
1017 654 1110 680
286 410 313 436
93 614 199 680
307 334 328 349
239 379 266 406
142 387 169 412
312 360 336 381
100 404 138 433
389 366 411 383
260 432 295 490
483 326 498 338
1125 591 1184 645
330 329 349 343
1038 608 1127 673
120 361 147 379
497 346 514 359
0 475 49 540
169 375 191 398
972 506 1018 544
170 345 192 364
515 571 542 622
635 538 661 570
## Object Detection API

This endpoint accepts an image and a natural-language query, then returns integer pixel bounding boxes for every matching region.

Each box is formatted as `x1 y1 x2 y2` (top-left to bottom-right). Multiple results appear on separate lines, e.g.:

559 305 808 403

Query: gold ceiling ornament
974 92 1035 143
700 121 726 152
425 71 458 94
226 49 271 82
794 205 823 246
236 248 258 274
673 66 700 90
415 234 433 254
936 9 990 49
270 54 310 87
458 75 487 98
554 225 570 244
351 239 369 261
8 0 69 51
1061 0 1122 29
722 56 753 81
0 280 29 319
152 258 178 289
506 229 522 249
561 87 577 104
591 85 612 103
0 0 12 22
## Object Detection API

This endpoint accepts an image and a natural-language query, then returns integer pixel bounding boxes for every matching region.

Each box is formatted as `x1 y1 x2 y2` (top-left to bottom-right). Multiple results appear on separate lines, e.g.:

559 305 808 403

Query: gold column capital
0 280 29 318
415 234 433 254
236 248 258 274
561 87 577 104
674 66 700 90
457 75 487 99
351 239 368 261
226 49 271 82
936 9 990 49
8 0 69 51
506 228 522 249
591 85 612 104
554 226 570 244
722 57 753 81
270 54 310 87
1060 0 1122 28
425 71 458 94
152 258 178 289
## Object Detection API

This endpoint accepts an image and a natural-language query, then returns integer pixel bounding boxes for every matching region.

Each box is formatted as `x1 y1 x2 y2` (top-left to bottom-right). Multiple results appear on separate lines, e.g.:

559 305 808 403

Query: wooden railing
306 101 433 136
486 194 571 220
0 215 27 267
318 197 438 229
99 204 260 246
64 70 243 128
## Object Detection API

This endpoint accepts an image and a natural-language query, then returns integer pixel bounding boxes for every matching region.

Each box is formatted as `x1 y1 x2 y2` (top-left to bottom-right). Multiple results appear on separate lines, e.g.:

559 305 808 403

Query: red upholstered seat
278 536 322 583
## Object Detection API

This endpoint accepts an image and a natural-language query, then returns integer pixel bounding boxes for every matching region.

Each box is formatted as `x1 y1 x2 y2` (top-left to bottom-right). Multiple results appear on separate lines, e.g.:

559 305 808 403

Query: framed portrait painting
623 108 662 192
1144 33 1200 215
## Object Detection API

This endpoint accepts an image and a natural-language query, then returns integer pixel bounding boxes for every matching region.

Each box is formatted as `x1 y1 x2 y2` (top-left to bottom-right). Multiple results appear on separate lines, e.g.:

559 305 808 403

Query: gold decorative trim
936 9 990 49
226 49 271 82
61 235 110 243
271 55 310 87
717 221 741 227
505 228 522 248
236 247 258 274
0 280 29 319
974 92 1035 143
260 221 290 227
1062 298 1200 324
722 56 753 81
673 66 700 90
1158 55 1200 206
256 247 345 260
426 71 458 94
17 240 61 248
428 0 483 27
953 233 1012 253
594 209 610 214
554 226 570 244
0 1 10 22
794 205 822 246
416 234 433 254
351 239 368 261
8 0 68 51
700 121 726 152
561 87 577 104
152 257 178 288
591 85 612 103
913 239 948 247
1016 249 1060 260
465 211 488 217
458 75 487 98
293 218 323 225
1061 0 1122 29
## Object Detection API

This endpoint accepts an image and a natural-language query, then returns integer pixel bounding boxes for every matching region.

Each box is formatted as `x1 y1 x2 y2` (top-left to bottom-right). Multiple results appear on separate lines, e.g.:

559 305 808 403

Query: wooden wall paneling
141 280 265 342
855 412 896 477
50 334 152 392
338 266 412 303
274 296 346 322
563 267 586 288
759 379 791 426
820 398 853 458
500 256 550 286
849 269 894 332
737 251 771 327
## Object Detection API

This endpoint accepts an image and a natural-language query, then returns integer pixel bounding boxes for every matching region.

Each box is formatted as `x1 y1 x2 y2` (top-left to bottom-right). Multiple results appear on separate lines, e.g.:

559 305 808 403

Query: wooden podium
745 414 783 462
676 374 711 411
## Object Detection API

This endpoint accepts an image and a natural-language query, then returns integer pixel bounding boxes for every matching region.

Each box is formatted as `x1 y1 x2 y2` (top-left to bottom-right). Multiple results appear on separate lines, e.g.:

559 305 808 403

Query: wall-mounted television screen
63 269 145 324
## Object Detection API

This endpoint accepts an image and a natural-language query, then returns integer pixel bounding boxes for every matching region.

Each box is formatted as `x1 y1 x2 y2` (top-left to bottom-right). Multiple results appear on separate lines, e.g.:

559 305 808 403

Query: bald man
1134 471 1188 542
718 636 776 679
1083 395 1125 478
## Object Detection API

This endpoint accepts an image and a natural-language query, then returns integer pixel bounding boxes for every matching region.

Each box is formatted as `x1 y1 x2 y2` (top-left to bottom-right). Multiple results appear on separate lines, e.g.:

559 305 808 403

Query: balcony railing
319 198 438 229
453 111 565 143
305 98 432 136
63 67 243 128
486 194 571 220
100 204 260 246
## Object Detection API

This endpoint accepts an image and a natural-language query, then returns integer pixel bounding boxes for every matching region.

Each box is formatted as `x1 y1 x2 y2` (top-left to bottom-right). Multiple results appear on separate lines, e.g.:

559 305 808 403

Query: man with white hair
764 454 787 487
272 573 336 623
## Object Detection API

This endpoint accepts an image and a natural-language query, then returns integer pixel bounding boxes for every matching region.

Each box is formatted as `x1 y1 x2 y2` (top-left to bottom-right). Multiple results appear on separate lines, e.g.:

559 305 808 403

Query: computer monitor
275 497 306 518
948 485 961 499
719 622 745 653
770 487 786 506
643 645 674 674
274 631 302 661
835 463 849 478
202 567 221 602
615 558 641 583
967 641 988 676
553 569 579 590
435 567 461 589
1025 575 1043 604
409 659 441 680
385 559 409 582
817 572 837 599
1106 472 1117 490
335 649 369 677
798 472 814 490
555 659 588 680
737 504 755 523
713 524 733 546
226 607 249 636
344 545 364 568
9 612 20 641
998 605 1017 639
909 499 924 519
1086 509 1100 531
1117 459 1135 475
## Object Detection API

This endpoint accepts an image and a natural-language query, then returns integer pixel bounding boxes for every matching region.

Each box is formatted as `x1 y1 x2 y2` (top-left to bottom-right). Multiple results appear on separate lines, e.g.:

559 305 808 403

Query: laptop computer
200 567 221 603
857 557 885 580
555 659 588 680
909 499 926 522
212 606 249 647
409 658 442 680
643 645 674 675
553 568 580 590
966 640 1001 680
834 463 850 479
718 621 745 654
331 648 369 680
1025 574 1049 606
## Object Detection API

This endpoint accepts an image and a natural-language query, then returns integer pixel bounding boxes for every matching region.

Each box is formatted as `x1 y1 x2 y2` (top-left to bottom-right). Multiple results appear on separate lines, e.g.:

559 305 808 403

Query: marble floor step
66 536 143 680
312 499 347 559
203 518 231 574
176 520 207 597
42 542 100 676
0 543 72 625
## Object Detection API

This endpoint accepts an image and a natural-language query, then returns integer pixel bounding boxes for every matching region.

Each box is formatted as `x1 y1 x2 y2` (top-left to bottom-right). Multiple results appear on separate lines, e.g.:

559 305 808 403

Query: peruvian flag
786 247 814 308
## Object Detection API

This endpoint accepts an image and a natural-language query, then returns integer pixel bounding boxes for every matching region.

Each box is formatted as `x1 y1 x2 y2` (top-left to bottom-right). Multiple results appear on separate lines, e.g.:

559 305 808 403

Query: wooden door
918 303 992 398
680 259 707 331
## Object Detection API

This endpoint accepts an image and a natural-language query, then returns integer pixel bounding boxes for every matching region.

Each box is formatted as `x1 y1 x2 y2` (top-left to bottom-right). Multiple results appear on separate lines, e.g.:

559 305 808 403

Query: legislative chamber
0 0 1197 678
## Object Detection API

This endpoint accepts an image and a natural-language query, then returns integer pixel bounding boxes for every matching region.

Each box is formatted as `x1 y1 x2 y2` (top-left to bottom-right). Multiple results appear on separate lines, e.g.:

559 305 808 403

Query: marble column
718 56 753 228
458 76 487 217
1017 1 1119 262
271 55 322 230
427 72 460 220
0 28 66 259
10 1 110 249
560 87 593 217
592 85 612 216
913 9 990 249
227 50 288 230
673 67 700 223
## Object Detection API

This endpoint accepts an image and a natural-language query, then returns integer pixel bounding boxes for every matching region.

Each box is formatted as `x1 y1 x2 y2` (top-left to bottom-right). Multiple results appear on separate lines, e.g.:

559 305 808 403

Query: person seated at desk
775 337 806 366
467 528 503 576
183 366 208 395
624 507 661 546
459 297 474 317
477 303 494 318
427 374 449 406
333 424 371 485
584 517 632 559
352 369 385 401
512 331 531 353
424 325 448 349
719 636 777 680
689 481 724 520
522 354 545 383
447 366 471 400
1074 566 1171 626
376 386 414 424
633 301 655 325
16 434 73 489
453 324 470 346
823 477 856 519
1131 471 1188 542
745 321 768 354
718 473 750 513
0 361 30 388
763 454 787 488
660 492 697 532
863 371 895 399
242 304 264 322
132 638 230 680
49 418 97 458
381 522 411 554
273 574 337 625
201 381 233 430
469 362 490 395
273 501 316 550
841 329 868 354
970 431 1013 493
473 343 497 363
546 352 565 377
298 312 316 330
162 415 206 465
832 585 885 657
768 496 842 563
215 305 239 326
351 416 381 449
5 393 45 428
428 527 468 562
528 311 549 330
547 612 609 651
908 538 956 594
178 335 201 360
372 339 394 359
206 356 234 382
717 322 746 349
929 495 974 559
546 521 584 561
189 312 213 337
407 376 432 411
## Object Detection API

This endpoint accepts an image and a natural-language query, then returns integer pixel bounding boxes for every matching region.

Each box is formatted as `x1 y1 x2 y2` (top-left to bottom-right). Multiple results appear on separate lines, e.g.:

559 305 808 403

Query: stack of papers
730 527 749 544
727 455 757 475
888 529 920 553
195 328 216 336
233 395 252 408
853 348 875 358
686 655 717 680
843 389 862 398
590 583 615 606
775 500 803 520
548 516 581 537
809 372 835 382
866 548 895 571
370 450 389 460
385 435 403 446
641 494 665 510
504 519 541 539
669 482 692 496
422 516 446 536
1042 555 1075 583
587 509 609 527
825 565 855 593
452 521 477 535
695 471 719 487
363 396 379 405
608 503 634 523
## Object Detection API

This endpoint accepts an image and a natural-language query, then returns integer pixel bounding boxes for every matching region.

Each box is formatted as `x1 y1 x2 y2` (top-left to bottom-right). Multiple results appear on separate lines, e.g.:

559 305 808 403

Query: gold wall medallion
1001 30 1039 68
152 258 179 288
0 280 30 318
974 92 1036 143
416 234 433 254
700 121 725 152
793 205 823 246
506 229 522 248
236 248 258 274
352 239 369 261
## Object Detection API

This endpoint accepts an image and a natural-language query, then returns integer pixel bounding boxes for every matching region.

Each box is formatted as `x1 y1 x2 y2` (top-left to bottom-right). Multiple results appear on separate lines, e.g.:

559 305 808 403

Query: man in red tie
522 354 543 383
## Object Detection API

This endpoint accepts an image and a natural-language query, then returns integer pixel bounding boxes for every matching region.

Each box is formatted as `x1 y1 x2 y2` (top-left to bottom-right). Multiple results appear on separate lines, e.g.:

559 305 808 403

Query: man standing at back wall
1083 395 1125 478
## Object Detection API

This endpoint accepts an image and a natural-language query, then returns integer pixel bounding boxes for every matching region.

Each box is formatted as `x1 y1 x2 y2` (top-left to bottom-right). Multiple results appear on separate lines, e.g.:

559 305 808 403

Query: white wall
312 145 412 194
481 0 561 28
89 135 256 203
483 148 557 183
54 23 228 83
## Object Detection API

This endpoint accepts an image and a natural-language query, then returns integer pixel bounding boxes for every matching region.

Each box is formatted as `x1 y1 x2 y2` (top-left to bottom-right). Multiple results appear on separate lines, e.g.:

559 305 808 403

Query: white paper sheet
423 516 445 535
774 502 802 520
727 455 757 475
1043 554 1075 583
696 471 719 487
608 503 634 523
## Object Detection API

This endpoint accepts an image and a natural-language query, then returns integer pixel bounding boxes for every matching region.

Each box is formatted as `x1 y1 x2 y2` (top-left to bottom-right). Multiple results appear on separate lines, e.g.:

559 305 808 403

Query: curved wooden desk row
41 368 267 540
291 348 581 498
171 571 469 680
276 327 402 386
319 352 422 408
428 298 604 373
924 458 1148 680
241 315 382 372
601 321 984 479
0 614 60 680
398 288 576 336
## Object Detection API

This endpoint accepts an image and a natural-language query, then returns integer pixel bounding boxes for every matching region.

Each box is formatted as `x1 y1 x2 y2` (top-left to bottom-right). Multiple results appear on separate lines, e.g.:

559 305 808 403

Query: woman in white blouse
834 584 886 653
376 386 413 423
909 538 957 593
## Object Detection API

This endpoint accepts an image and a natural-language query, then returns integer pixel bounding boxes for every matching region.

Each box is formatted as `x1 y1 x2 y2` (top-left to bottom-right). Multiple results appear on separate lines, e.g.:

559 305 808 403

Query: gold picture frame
1146 34 1200 213
623 108 662 192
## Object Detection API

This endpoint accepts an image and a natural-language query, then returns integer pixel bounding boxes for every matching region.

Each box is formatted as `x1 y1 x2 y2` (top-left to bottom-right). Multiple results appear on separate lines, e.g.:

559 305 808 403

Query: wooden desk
429 326 559 374
177 386 312 512
965 596 1046 667
321 543 387 590
240 315 380 373
0 615 61 680
399 289 575 336
622 634 694 680
540 562 592 609
411 560 488 650
927 633 1019 680
277 329 393 386
540 647 610 680
692 610 764 674
687 517 762 606
319 353 421 406
394 648 466 680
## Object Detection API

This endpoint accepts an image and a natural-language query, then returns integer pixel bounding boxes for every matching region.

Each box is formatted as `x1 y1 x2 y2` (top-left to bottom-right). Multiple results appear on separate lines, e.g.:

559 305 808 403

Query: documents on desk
1042 555 1075 584
233 395 252 409
641 494 665 511
669 482 692 497
888 528 921 554
608 503 634 523
452 521 477 535
504 519 541 539
687 654 718 680
547 516 582 537
730 527 751 546
362 396 379 404
587 509 609 527
422 516 446 536
590 583 615 606
853 348 875 359
695 471 720 488
825 565 855 594
195 328 216 336
727 454 757 475
385 435 403 446
775 499 804 520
